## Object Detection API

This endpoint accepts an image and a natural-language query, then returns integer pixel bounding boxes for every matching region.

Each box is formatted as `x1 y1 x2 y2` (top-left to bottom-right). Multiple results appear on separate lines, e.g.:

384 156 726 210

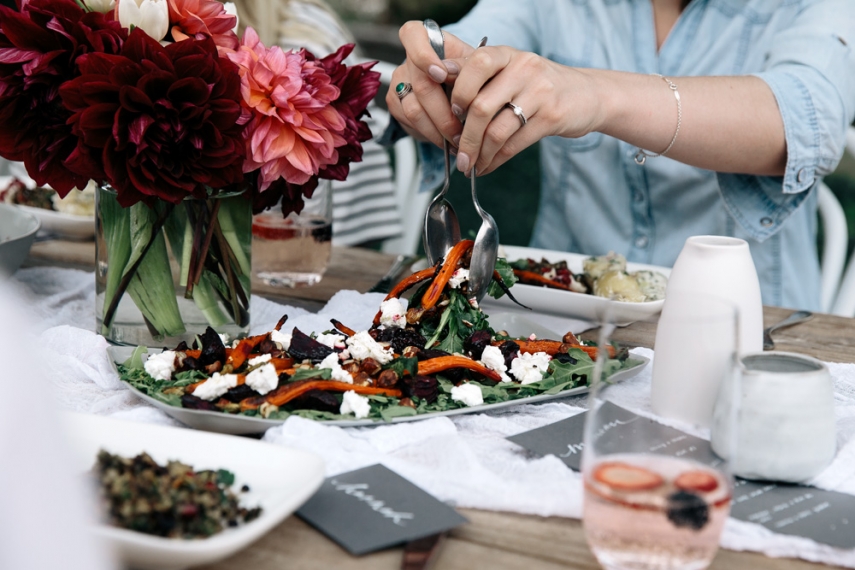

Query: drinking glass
252 180 333 287
582 312 738 570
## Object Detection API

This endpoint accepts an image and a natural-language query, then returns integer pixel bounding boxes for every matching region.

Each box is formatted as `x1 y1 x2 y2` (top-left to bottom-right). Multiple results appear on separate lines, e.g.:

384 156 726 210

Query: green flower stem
99 192 132 335
217 197 251 277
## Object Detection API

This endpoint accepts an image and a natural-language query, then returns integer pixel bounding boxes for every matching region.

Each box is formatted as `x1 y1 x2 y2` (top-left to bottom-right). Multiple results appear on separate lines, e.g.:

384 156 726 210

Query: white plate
108 313 649 434
487 245 672 326
62 412 324 570
18 204 95 239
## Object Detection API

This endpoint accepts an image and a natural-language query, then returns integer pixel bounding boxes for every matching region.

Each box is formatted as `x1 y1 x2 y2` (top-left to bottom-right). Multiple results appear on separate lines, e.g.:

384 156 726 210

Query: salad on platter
0 177 95 218
511 252 668 303
117 240 642 423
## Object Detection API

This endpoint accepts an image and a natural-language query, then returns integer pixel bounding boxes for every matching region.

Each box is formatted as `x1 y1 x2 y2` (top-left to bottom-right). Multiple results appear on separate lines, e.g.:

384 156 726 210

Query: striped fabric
244 0 402 246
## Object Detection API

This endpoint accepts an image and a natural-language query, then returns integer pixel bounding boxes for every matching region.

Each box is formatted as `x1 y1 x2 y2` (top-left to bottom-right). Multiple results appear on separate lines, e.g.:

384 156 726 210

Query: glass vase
95 186 252 347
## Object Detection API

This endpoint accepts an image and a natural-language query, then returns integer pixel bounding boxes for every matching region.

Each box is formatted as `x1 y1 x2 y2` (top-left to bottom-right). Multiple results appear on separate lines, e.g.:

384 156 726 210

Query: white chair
366 59 432 256
826 125 855 315
818 182 848 313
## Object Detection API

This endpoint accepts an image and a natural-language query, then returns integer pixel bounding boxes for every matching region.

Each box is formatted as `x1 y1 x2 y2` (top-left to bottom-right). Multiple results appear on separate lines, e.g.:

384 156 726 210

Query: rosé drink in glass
584 455 731 570
252 181 332 288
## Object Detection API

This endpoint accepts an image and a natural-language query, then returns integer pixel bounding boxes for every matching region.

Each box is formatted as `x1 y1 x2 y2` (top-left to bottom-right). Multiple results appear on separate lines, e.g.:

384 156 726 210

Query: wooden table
24 240 842 570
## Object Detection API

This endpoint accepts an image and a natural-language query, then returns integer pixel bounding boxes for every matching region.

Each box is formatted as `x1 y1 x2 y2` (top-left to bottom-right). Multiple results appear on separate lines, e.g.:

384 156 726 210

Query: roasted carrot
331 319 356 337
500 339 617 359
512 269 573 291
371 267 438 325
240 380 402 411
269 357 294 370
420 240 474 310
274 314 289 331
416 355 501 382
226 334 268 370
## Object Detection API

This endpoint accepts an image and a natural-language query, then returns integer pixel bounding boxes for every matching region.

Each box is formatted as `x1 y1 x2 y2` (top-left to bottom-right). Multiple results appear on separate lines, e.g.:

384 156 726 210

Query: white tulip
82 0 115 13
223 2 239 34
118 0 169 42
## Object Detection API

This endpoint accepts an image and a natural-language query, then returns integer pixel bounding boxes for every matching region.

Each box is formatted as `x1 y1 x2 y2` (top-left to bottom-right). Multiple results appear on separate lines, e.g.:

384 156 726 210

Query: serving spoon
763 310 813 350
422 19 460 266
467 165 500 305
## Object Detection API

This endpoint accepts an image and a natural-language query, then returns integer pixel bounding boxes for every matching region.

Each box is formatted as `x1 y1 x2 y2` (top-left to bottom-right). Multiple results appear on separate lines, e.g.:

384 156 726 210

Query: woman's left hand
445 46 602 176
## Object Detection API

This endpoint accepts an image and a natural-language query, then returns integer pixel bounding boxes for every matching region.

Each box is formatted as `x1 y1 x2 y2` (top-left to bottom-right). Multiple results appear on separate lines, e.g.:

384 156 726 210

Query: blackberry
666 490 709 530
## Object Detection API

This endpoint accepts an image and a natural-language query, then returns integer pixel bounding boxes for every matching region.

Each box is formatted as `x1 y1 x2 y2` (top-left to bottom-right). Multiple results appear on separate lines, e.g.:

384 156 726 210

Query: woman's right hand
386 21 474 149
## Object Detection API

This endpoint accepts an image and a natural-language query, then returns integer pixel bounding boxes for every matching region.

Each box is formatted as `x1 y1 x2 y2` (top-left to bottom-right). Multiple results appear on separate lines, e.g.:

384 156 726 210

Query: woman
230 0 403 247
386 0 855 310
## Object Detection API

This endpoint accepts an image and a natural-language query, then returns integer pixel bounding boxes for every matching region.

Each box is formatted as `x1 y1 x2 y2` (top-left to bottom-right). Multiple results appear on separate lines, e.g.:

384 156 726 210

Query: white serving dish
485 245 671 326
0 203 40 277
108 313 649 434
62 412 325 570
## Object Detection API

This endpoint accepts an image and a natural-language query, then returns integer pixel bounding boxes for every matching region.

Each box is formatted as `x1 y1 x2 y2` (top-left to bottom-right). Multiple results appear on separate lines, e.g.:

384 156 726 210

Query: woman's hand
445 46 602 176
386 21 475 149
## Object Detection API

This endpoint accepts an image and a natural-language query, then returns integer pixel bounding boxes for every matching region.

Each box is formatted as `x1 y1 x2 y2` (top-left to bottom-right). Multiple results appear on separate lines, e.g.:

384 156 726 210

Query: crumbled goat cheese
510 351 552 385
480 345 511 383
450 382 484 407
194 373 239 401
346 331 394 364
245 363 278 395
318 353 353 384
144 351 176 381
218 333 230 345
340 390 371 419
316 333 347 349
379 298 407 328
448 268 470 289
247 353 272 367
270 329 292 350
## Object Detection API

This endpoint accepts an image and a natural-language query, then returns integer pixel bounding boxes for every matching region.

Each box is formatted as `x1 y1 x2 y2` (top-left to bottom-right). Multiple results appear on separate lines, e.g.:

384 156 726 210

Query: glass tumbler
252 180 333 287
582 312 739 570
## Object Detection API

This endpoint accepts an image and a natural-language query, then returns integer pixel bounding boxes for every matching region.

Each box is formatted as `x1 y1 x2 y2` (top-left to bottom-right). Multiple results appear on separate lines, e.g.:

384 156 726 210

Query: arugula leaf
124 345 149 369
216 469 235 486
289 368 332 381
380 406 418 422
487 257 518 299
383 356 418 378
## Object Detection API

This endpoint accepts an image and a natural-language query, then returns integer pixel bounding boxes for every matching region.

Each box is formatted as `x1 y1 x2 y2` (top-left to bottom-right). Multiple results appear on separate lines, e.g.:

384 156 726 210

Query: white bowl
63 412 325 570
0 203 40 277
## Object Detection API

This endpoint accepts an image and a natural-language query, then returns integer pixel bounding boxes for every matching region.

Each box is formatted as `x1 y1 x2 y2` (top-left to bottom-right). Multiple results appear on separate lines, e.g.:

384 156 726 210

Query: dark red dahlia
60 29 246 207
305 44 380 182
0 0 126 195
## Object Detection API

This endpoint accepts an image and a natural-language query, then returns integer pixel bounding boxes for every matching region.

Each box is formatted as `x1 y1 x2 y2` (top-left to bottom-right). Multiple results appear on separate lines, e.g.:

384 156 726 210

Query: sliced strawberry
252 217 296 240
592 462 664 491
674 470 719 493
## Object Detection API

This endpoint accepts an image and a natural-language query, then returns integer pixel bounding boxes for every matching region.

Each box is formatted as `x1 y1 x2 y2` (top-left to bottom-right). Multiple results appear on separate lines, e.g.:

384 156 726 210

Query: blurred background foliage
330 0 855 259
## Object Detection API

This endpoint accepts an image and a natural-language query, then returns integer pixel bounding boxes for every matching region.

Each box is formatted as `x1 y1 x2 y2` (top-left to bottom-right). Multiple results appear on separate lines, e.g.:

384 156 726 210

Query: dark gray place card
296 464 468 555
507 403 855 549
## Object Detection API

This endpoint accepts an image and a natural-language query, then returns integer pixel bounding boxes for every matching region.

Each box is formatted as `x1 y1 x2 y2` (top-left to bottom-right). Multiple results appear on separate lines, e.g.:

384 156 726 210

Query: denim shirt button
797 168 809 184
634 235 649 248
760 217 774 227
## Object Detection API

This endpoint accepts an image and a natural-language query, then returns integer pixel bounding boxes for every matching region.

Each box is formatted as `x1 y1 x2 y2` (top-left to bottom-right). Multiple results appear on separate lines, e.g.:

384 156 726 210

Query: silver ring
396 82 413 101
504 101 527 126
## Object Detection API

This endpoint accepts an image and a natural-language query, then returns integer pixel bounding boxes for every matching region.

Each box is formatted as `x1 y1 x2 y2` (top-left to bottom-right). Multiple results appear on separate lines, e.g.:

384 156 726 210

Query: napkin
10 266 855 569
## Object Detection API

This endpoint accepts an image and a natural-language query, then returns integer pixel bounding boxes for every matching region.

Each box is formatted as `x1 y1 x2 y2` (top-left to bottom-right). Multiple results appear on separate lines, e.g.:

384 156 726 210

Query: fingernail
442 59 459 74
452 134 461 146
428 64 447 82
449 147 458 156
456 152 470 172
451 104 464 118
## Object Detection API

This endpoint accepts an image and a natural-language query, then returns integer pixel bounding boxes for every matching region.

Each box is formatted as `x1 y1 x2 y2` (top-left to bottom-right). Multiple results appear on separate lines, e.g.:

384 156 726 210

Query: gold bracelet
635 74 682 165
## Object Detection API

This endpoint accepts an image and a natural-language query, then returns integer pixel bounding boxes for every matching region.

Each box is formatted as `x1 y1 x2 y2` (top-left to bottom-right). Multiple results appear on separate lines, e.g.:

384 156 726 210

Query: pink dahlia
227 28 347 193
167 0 239 52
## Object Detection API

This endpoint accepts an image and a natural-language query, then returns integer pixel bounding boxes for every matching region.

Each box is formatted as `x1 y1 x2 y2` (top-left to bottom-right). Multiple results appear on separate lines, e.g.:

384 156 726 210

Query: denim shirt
413 0 855 310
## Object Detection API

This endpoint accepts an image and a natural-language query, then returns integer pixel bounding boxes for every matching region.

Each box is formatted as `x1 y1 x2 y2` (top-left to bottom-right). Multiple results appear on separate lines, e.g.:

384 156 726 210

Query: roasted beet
221 384 261 403
174 341 190 352
498 340 521 369
374 327 427 354
198 327 226 367
416 348 451 361
464 330 492 360
289 389 340 413
181 394 219 411
288 328 334 363
553 352 578 365
400 375 439 403
179 356 200 372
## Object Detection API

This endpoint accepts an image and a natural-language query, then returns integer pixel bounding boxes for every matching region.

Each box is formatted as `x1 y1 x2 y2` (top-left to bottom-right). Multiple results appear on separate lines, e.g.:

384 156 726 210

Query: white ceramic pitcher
663 235 763 353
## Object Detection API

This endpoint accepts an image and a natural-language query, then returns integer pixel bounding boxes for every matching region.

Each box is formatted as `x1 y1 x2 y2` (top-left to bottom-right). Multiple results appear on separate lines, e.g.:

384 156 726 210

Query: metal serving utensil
467 166 499 305
763 310 813 350
422 19 460 266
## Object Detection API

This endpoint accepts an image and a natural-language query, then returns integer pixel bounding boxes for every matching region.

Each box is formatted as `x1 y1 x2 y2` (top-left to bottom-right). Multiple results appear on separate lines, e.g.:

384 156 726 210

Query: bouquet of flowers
0 0 380 342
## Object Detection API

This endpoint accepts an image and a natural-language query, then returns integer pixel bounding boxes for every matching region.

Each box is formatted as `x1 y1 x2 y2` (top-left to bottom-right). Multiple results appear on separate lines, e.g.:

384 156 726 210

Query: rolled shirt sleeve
719 0 855 241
